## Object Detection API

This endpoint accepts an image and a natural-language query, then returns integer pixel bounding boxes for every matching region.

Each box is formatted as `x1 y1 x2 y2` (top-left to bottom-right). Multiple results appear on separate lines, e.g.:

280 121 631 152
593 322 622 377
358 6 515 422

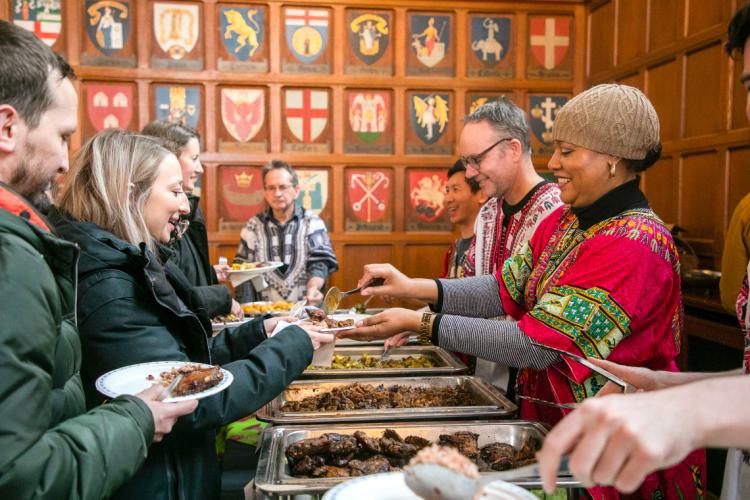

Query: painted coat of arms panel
344 89 393 154
466 13 514 78
84 81 136 136
282 6 331 74
12 0 64 52
345 9 393 76
151 83 203 134
406 90 453 155
217 86 268 153
82 0 136 67
297 168 331 228
217 3 268 72
345 168 393 232
150 1 203 70
526 15 574 79
465 92 517 115
406 169 451 232
282 87 331 154
406 11 454 77
528 94 570 156
218 165 264 231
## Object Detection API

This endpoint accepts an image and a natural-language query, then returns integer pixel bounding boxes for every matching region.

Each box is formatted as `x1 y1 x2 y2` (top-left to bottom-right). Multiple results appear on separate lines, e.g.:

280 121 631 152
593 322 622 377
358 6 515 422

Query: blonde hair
58 129 171 253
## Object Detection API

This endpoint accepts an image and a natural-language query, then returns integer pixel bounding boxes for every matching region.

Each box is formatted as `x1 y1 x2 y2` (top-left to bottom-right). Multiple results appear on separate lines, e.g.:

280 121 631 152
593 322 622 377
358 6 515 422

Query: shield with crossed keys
348 170 389 223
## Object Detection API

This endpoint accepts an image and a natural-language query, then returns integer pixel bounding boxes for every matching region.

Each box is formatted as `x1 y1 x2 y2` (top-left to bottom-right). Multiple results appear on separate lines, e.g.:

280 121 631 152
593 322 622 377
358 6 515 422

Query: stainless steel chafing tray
300 345 467 379
254 420 579 496
255 376 517 424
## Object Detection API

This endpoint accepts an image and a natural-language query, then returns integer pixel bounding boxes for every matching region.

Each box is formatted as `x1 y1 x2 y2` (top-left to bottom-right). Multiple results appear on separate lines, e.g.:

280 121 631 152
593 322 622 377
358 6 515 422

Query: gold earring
608 162 616 178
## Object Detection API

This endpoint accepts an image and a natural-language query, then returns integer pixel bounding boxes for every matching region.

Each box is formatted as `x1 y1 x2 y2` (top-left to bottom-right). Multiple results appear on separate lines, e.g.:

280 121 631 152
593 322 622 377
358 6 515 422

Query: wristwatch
418 312 435 345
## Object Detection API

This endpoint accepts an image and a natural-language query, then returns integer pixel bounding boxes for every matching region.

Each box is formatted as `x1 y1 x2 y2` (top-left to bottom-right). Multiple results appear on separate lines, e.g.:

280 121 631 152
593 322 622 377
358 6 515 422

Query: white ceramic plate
95 361 233 403
227 261 283 275
322 472 420 500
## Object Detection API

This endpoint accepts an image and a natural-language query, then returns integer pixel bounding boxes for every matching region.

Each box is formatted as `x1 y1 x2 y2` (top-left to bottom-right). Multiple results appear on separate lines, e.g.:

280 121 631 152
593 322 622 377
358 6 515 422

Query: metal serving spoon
322 278 385 315
404 457 569 500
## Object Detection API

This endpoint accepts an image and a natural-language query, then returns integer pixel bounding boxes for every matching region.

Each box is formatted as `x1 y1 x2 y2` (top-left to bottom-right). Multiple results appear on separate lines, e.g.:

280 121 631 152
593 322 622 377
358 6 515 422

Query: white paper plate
95 361 233 403
476 480 540 499
330 313 371 323
322 472 420 500
227 261 283 275
319 325 356 333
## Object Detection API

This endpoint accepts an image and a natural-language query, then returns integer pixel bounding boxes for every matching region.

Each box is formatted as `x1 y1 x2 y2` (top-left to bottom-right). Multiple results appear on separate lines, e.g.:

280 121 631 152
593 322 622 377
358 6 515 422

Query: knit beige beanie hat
551 84 660 160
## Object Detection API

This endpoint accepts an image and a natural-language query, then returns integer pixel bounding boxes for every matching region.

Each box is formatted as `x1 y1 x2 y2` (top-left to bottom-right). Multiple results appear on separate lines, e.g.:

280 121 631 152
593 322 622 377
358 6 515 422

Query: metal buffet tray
301 345 467 378
255 420 580 496
256 376 517 424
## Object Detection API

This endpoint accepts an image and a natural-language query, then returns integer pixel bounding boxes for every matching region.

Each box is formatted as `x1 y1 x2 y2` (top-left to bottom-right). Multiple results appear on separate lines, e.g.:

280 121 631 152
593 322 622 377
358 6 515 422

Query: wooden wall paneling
586 0 614 77
680 150 724 262
648 0 684 52
642 155 678 224
686 0 727 36
645 59 680 142
683 42 724 138
616 0 647 65
338 244 394 309
616 71 643 89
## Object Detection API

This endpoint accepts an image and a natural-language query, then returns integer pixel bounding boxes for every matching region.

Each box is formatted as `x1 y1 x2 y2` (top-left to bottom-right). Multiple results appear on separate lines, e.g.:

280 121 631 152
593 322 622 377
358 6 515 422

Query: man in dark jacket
0 20 196 499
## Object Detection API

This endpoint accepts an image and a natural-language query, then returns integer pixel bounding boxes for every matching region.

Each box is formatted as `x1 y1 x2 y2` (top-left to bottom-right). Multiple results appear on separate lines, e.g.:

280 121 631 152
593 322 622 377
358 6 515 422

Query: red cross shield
284 89 329 143
529 17 570 70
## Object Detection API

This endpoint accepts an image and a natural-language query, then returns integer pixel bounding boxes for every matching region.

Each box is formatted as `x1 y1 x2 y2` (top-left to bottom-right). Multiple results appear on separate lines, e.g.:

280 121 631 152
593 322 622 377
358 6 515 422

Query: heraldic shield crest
87 83 133 131
153 2 199 60
410 15 449 67
220 6 263 61
410 171 446 222
297 170 328 216
285 89 328 143
471 16 509 65
529 95 568 150
349 13 389 65
349 170 389 223
529 17 570 70
156 86 200 129
410 93 449 145
13 0 62 47
221 167 264 226
221 89 264 143
285 8 328 64
85 0 131 56
349 92 389 144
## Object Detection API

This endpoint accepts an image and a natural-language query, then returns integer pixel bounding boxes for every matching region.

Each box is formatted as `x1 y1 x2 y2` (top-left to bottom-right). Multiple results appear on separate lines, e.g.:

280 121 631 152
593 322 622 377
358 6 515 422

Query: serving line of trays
254 420 580 497
256 376 516 425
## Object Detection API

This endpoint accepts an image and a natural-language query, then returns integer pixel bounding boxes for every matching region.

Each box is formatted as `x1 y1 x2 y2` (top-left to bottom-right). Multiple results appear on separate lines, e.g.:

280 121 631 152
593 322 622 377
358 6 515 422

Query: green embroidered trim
529 285 631 358
500 242 534 305
568 373 608 403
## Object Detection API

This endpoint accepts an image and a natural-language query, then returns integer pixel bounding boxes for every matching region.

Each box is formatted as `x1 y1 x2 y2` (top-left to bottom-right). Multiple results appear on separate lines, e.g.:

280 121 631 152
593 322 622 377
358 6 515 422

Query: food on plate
305 307 356 328
147 363 224 397
410 444 480 479
242 301 293 315
231 261 269 270
211 313 241 325
284 429 540 478
280 382 476 412
307 354 436 370
352 302 368 314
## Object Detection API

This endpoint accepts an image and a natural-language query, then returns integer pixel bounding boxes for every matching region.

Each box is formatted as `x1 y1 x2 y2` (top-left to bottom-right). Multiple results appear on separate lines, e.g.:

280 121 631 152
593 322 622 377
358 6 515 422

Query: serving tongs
531 341 638 394
404 456 570 500
322 278 385 314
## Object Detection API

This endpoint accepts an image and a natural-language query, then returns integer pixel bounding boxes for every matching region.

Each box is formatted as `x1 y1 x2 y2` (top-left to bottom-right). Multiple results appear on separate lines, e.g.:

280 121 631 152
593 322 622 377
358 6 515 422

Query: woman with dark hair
48 129 333 500
142 120 239 319
343 84 705 498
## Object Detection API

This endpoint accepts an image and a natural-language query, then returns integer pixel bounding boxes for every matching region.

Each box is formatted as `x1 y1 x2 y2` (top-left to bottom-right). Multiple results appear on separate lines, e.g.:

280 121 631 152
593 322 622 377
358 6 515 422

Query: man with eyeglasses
459 99 562 394
234 160 338 305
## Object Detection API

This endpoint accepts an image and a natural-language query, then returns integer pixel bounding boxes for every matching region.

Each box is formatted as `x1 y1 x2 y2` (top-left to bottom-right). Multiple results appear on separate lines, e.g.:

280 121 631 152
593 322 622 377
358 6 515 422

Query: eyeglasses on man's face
460 136 514 169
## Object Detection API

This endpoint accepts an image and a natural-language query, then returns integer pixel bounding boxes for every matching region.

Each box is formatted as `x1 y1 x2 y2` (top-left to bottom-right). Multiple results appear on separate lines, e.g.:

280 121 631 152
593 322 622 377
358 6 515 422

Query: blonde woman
49 129 332 500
